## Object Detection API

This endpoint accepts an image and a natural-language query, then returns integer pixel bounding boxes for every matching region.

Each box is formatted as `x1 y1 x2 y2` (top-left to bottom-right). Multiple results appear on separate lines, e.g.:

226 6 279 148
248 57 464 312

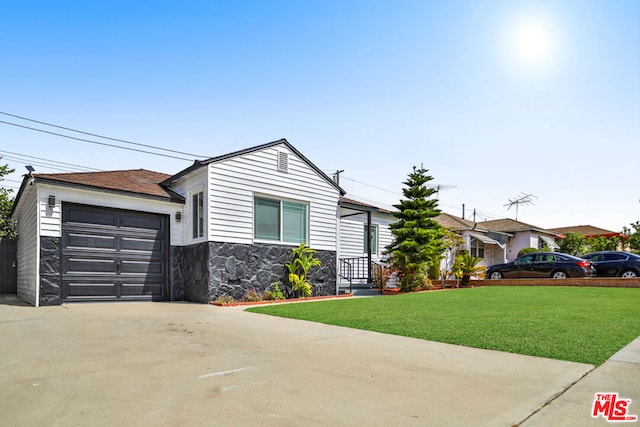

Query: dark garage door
62 204 169 302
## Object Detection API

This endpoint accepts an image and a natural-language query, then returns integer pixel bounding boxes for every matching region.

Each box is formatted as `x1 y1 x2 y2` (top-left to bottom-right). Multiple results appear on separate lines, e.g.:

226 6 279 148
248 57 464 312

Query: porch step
338 283 386 297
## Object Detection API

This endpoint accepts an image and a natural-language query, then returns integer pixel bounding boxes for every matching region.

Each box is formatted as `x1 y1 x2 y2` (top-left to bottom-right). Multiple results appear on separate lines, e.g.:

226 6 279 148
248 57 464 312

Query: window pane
283 201 306 243
364 225 378 254
255 198 280 240
192 192 204 238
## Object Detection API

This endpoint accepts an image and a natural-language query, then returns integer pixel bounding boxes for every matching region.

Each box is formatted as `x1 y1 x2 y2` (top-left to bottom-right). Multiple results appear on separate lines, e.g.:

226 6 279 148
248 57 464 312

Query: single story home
11 139 347 306
547 225 623 239
435 212 508 268
477 218 561 262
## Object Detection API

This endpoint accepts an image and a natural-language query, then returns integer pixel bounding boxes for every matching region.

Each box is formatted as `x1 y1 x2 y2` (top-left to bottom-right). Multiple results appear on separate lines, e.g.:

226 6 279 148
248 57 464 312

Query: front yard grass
247 286 640 366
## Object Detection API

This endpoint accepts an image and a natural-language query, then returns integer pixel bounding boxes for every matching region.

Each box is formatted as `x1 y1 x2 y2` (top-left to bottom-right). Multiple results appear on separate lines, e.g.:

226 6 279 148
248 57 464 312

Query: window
364 224 378 255
192 191 204 239
254 196 307 243
470 239 484 258
470 237 485 258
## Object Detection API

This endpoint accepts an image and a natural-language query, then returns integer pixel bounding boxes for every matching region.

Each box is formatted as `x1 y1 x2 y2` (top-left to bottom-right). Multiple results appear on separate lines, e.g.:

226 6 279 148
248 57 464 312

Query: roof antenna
24 165 35 185
504 193 537 221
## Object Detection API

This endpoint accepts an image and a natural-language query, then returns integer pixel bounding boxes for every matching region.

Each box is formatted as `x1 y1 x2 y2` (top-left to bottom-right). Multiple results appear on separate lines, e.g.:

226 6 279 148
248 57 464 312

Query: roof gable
165 138 345 194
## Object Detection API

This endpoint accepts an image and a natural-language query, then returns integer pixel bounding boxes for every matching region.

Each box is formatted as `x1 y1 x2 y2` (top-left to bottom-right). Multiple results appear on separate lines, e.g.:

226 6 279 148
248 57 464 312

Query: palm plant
452 251 485 287
285 242 322 297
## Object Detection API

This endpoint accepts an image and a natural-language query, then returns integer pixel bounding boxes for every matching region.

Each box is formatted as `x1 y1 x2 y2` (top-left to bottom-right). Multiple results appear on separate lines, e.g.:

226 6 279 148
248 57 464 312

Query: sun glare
512 23 553 65
501 9 560 76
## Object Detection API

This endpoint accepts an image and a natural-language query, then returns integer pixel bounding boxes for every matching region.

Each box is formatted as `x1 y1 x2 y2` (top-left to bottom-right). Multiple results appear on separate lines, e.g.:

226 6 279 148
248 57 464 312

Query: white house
478 218 560 262
11 139 345 306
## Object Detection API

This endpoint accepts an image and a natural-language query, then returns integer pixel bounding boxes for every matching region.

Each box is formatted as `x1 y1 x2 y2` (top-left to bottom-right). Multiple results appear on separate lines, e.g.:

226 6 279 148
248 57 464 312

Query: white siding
13 184 39 306
339 211 394 262
34 184 185 245
166 167 208 245
206 144 340 251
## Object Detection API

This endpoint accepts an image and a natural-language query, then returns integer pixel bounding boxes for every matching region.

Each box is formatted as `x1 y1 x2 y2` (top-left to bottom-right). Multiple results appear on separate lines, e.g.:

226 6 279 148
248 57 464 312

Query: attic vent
278 151 288 172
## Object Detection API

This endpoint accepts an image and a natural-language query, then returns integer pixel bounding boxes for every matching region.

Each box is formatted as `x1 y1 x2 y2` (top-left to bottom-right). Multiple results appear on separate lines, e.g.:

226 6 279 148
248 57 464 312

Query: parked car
486 252 595 279
581 251 640 278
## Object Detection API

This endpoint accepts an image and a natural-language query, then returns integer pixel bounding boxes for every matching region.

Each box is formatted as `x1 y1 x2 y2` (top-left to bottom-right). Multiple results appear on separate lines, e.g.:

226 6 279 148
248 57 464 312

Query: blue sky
2 0 639 231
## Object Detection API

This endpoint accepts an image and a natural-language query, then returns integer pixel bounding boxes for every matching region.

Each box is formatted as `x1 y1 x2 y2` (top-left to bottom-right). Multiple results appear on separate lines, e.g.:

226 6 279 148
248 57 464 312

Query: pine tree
386 166 445 291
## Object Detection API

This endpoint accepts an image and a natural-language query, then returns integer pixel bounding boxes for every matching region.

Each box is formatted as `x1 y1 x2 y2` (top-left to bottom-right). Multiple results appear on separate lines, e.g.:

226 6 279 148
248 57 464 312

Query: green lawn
247 286 640 365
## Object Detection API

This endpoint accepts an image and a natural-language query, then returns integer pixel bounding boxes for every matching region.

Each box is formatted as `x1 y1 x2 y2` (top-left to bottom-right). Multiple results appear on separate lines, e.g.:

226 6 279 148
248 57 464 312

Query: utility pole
333 170 344 186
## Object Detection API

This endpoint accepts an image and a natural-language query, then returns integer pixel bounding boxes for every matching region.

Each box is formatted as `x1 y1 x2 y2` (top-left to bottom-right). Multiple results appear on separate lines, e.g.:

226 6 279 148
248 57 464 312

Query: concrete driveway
0 296 611 426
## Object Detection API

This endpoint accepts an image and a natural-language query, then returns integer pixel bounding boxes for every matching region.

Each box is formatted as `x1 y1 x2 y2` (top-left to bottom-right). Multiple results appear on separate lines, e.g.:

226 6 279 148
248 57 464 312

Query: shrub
263 282 285 300
241 289 263 302
518 247 538 257
372 265 394 289
285 243 321 298
214 295 236 304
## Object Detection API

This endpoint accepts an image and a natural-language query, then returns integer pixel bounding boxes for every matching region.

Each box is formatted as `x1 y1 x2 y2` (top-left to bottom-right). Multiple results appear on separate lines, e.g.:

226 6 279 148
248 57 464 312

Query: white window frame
253 195 308 244
470 237 485 259
364 224 378 255
191 190 204 240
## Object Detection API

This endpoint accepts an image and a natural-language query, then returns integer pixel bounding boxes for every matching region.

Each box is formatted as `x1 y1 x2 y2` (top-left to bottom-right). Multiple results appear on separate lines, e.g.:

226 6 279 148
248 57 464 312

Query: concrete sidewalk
0 296 635 426
522 336 640 426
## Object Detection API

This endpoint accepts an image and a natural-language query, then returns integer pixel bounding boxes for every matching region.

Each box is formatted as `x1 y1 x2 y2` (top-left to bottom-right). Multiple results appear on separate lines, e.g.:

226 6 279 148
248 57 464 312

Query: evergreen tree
386 166 445 291
0 161 16 239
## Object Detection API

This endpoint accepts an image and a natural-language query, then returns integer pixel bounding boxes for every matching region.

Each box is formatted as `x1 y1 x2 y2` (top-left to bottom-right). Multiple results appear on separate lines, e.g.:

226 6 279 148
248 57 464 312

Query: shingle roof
547 225 622 238
479 218 558 236
339 197 392 214
435 212 476 230
34 169 183 201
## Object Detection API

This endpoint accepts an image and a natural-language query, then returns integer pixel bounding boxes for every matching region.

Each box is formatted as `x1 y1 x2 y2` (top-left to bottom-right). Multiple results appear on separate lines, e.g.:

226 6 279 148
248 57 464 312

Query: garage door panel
62 204 169 302
66 233 117 251
121 259 164 275
121 212 166 231
66 258 117 274
65 282 118 298
121 282 164 297
121 236 163 253
66 205 118 226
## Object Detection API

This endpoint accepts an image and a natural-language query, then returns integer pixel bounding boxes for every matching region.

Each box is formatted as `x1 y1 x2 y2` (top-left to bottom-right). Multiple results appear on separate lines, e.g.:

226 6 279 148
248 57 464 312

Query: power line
0 120 196 161
0 111 209 159
0 150 101 172
1 155 90 173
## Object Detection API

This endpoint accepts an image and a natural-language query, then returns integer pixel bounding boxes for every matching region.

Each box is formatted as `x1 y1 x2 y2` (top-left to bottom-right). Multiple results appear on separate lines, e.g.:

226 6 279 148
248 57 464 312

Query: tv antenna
427 184 457 200
504 193 537 221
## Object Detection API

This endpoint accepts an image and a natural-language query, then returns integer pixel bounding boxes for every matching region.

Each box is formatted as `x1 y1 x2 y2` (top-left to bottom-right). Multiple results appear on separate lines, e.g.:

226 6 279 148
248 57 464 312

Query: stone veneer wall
39 236 61 306
172 242 337 303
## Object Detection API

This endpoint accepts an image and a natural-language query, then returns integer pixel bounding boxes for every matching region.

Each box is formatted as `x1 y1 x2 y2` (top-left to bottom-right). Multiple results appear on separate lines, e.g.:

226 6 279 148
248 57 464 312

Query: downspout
335 205 340 295
35 185 41 307
367 210 372 284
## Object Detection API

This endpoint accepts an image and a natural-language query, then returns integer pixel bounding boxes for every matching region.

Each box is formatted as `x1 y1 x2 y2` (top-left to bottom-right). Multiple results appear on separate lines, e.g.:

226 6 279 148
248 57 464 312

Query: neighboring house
11 139 344 306
435 212 508 268
547 225 623 239
338 198 394 288
548 225 625 251
478 218 560 262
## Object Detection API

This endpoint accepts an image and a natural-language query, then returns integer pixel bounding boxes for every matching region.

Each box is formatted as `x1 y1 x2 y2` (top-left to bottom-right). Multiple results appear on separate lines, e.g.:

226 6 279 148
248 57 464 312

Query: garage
61 203 169 302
